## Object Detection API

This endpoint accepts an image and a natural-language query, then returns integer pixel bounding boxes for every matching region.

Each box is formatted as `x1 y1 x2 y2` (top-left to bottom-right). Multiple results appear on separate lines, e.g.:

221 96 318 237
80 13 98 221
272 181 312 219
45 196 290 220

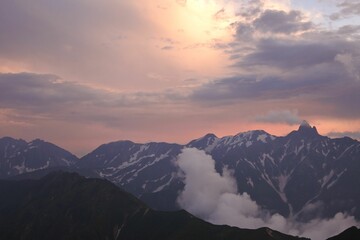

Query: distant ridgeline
1 121 360 221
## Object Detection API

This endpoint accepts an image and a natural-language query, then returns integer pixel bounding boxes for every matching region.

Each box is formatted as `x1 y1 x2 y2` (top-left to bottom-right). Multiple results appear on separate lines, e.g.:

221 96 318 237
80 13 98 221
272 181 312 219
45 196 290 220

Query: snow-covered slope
0 137 78 178
77 140 183 209
77 123 360 220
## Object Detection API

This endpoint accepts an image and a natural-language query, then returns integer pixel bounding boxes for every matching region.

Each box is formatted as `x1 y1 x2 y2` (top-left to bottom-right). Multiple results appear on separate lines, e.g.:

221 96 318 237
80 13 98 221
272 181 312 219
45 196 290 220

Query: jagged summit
295 120 319 138
299 120 311 128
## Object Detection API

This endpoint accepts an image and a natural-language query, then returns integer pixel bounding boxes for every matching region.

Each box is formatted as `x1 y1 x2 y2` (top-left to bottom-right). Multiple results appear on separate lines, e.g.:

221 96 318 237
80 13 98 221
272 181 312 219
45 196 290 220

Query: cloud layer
0 0 359 154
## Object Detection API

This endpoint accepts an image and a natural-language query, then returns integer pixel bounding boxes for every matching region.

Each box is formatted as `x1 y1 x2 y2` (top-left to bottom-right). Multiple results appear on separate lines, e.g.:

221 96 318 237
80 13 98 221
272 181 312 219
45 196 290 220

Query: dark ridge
0 171 308 240
327 226 360 240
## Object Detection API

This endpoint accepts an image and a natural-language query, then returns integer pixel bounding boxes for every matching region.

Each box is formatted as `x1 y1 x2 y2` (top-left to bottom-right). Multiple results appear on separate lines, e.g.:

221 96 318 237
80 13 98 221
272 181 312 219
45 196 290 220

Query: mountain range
1 121 359 222
0 171 309 240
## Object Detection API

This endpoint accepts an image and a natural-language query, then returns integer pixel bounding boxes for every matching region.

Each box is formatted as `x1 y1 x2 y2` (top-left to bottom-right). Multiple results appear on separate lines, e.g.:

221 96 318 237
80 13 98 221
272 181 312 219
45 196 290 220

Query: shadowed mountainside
326 226 360 240
0 171 309 240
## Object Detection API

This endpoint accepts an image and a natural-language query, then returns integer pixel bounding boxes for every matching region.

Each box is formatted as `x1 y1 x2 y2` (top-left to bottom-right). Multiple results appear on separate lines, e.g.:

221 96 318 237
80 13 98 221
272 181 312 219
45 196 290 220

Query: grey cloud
161 46 174 50
0 0 153 86
318 82 360 119
226 5 360 74
191 75 275 102
338 25 360 35
328 131 360 140
0 72 183 128
190 58 360 119
0 72 105 111
0 72 176 109
330 1 360 20
232 8 313 43
0 0 137 55
213 8 226 20
238 38 340 69
255 110 301 125
335 53 360 81
219 5 360 121
253 10 313 34
191 75 313 103
234 23 255 41
192 64 344 102
237 0 264 19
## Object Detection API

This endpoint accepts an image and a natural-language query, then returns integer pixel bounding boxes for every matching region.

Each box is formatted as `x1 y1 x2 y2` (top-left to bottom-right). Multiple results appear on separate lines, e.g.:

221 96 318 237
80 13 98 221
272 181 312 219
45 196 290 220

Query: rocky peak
286 120 320 140
297 120 319 135
299 120 311 129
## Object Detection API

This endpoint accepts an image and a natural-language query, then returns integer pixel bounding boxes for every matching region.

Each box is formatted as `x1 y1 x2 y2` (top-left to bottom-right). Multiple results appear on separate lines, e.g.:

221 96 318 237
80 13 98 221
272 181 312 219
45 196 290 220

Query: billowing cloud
176 147 237 219
192 1 360 123
253 10 312 34
176 148 360 240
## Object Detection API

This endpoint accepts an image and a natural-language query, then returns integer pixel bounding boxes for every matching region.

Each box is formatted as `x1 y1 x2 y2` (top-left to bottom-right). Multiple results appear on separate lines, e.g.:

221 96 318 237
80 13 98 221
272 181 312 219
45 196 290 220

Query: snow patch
257 134 268 143
205 138 220 153
277 175 290 193
61 157 73 166
153 173 175 193
14 161 51 174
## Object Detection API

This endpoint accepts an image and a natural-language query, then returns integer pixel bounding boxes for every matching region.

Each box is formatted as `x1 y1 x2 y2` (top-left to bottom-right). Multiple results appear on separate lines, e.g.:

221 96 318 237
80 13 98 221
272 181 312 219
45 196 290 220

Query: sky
0 0 360 156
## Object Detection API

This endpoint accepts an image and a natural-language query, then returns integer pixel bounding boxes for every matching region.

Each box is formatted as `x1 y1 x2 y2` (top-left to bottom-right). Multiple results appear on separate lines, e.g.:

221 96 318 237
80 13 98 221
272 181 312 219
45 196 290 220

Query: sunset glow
0 0 359 155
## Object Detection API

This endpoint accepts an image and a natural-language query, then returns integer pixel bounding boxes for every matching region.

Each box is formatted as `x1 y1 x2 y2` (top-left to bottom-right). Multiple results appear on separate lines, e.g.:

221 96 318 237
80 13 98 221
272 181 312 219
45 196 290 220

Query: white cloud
176 148 360 240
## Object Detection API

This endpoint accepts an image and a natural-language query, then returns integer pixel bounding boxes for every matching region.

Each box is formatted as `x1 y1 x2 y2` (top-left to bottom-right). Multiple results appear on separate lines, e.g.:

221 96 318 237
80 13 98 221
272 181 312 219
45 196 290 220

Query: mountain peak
299 120 311 129
294 120 320 138
186 133 219 150
203 133 218 139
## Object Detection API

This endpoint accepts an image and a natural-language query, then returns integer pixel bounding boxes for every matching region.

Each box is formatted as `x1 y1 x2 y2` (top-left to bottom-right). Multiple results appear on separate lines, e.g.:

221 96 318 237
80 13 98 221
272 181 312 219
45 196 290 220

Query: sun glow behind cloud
177 0 235 40
140 0 239 81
